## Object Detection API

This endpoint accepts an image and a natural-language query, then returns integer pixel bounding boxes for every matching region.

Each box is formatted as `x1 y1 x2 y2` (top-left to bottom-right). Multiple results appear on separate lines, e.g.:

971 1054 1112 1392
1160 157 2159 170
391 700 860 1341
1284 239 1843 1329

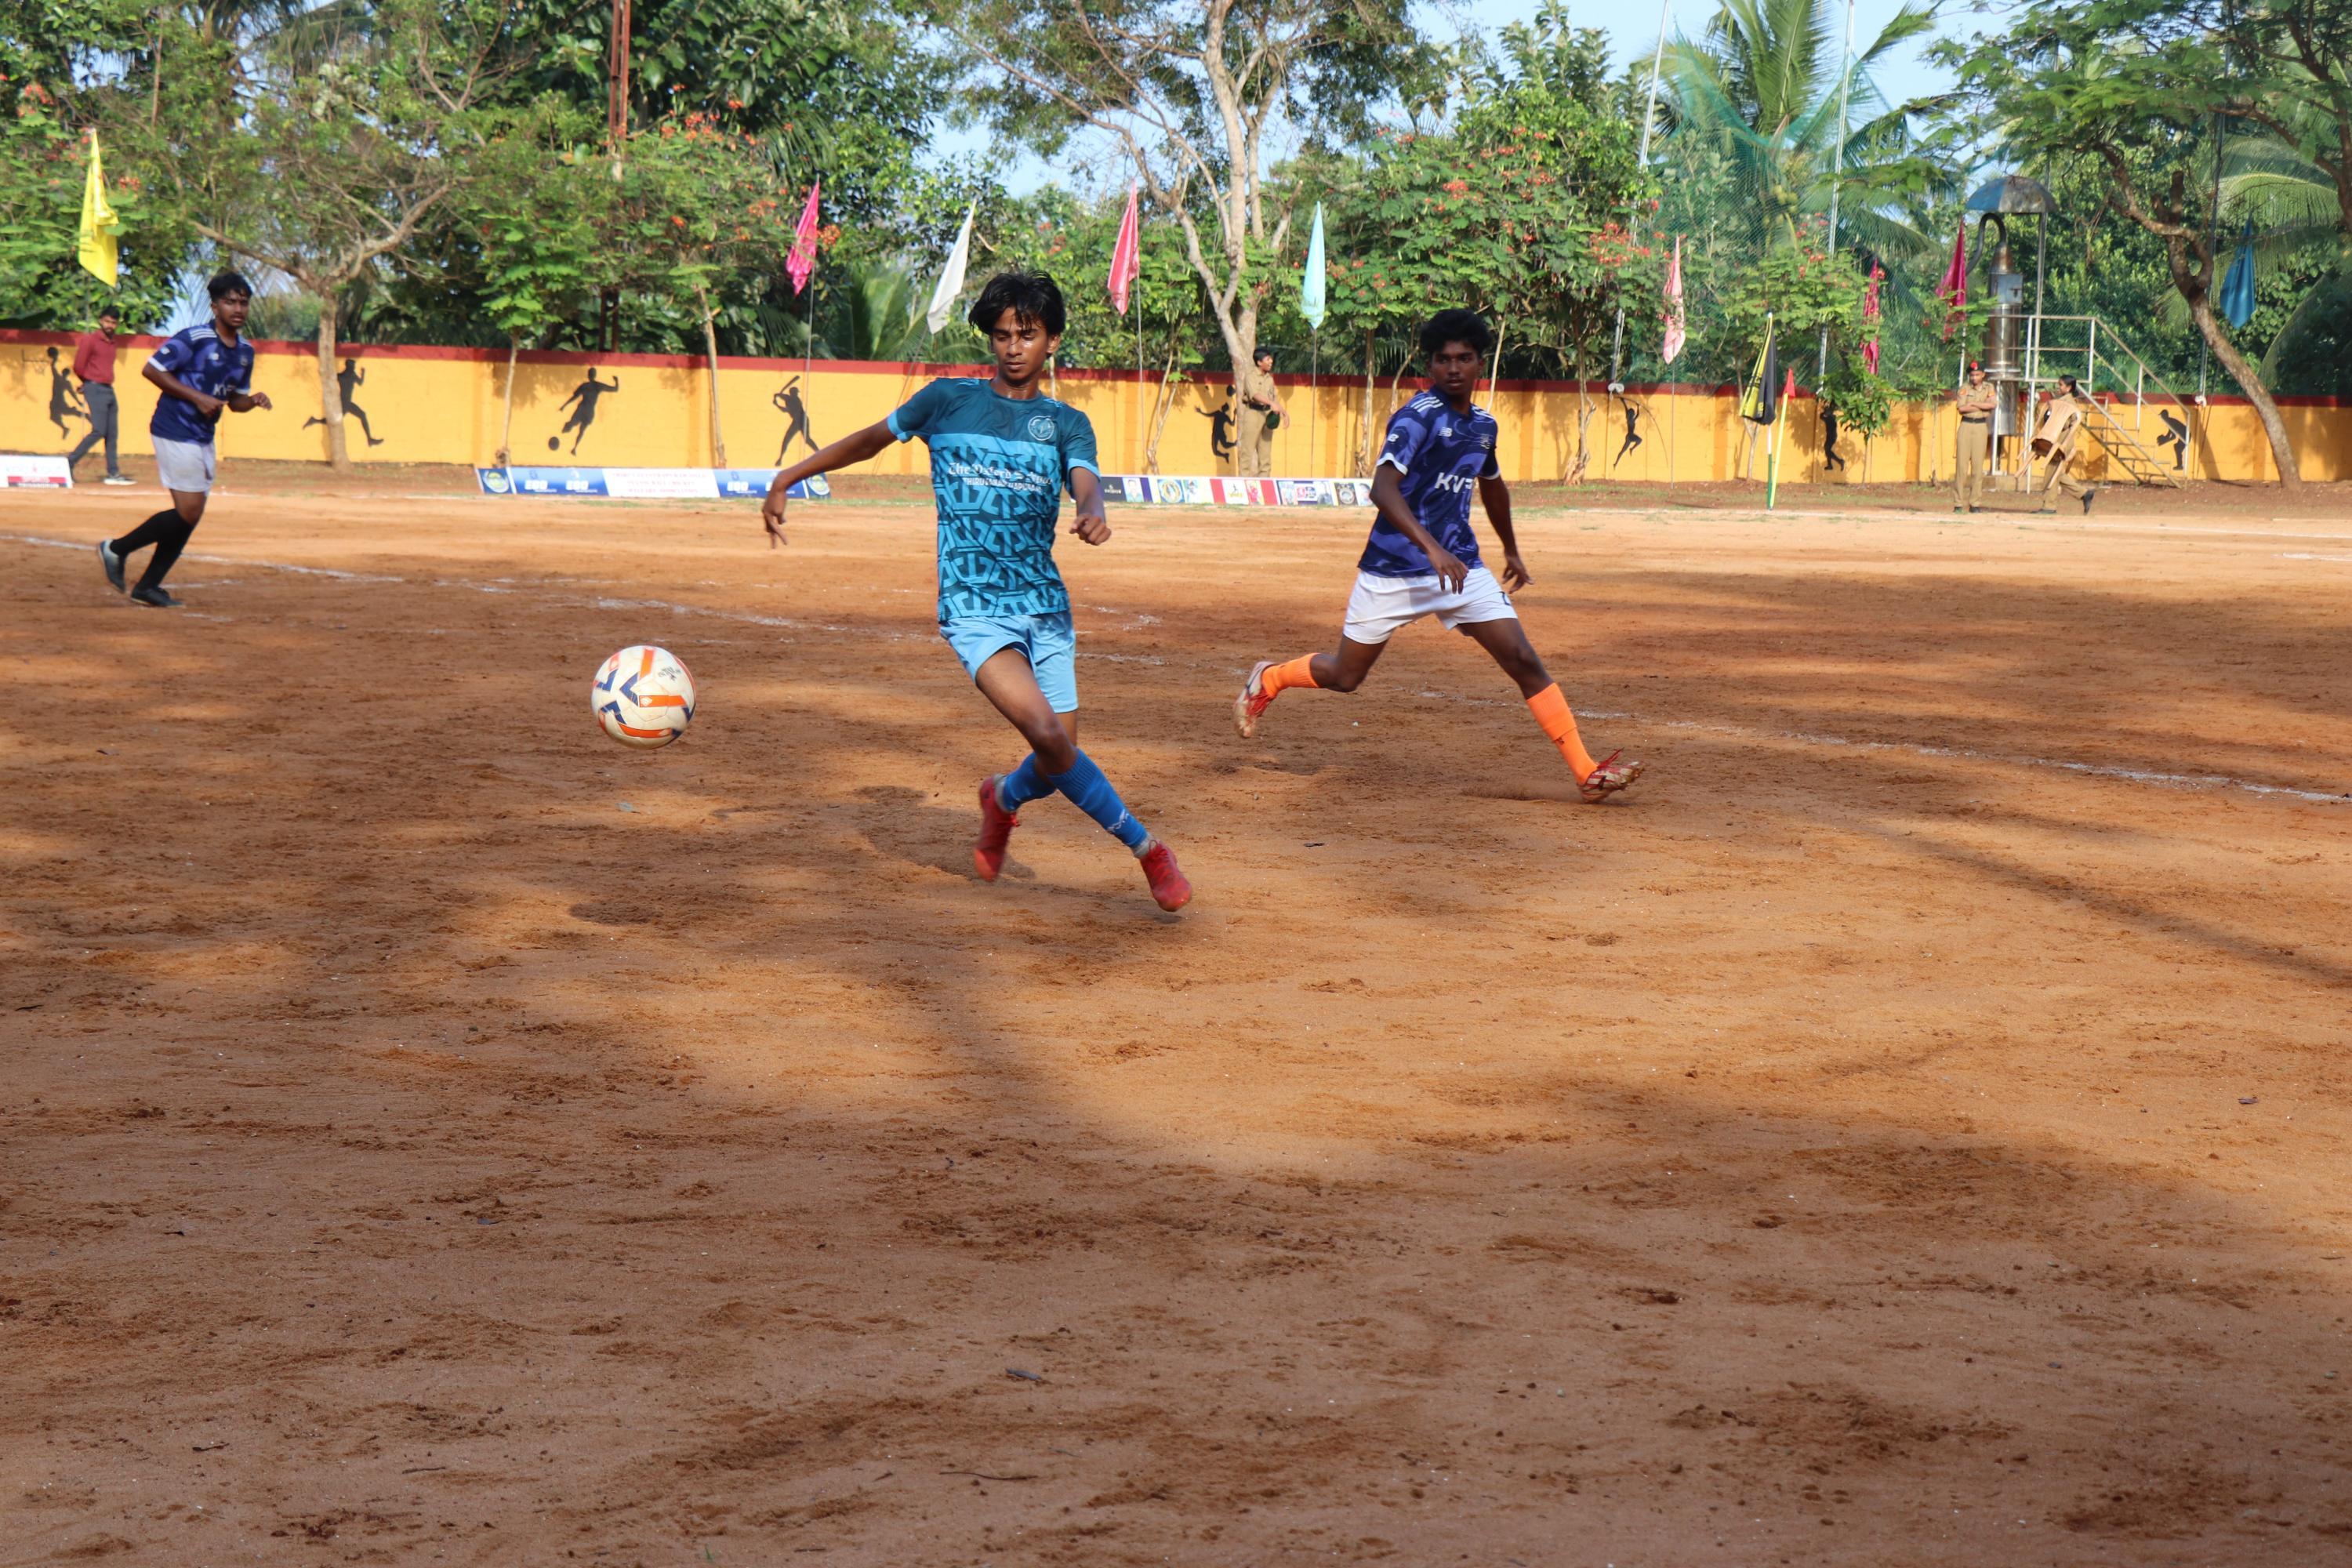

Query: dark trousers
69 383 121 476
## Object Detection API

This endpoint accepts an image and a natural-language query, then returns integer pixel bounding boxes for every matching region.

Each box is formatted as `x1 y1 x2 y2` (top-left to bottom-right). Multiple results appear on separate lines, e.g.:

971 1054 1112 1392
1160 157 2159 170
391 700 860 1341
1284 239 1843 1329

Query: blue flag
1300 202 1327 331
2219 220 2256 330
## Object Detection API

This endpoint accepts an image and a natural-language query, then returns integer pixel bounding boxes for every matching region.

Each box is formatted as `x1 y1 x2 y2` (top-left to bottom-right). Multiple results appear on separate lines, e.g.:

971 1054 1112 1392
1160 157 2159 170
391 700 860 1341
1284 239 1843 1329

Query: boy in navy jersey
96 272 273 608
1233 309 1642 802
760 270 1192 911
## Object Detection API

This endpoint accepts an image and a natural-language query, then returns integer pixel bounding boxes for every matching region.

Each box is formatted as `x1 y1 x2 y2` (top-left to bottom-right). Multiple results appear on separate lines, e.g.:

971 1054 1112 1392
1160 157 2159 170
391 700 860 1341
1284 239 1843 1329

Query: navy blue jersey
887 378 1101 622
147 325 255 445
1359 391 1501 577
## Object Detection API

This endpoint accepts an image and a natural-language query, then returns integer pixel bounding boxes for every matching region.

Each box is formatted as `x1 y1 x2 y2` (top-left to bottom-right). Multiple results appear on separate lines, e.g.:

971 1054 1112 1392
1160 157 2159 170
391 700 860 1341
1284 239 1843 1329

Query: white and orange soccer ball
593 644 695 749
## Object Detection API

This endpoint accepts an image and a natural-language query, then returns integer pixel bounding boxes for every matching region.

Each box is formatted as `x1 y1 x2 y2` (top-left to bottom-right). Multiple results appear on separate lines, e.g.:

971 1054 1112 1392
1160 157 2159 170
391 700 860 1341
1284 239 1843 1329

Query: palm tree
1657 0 1940 262
2219 114 2352 389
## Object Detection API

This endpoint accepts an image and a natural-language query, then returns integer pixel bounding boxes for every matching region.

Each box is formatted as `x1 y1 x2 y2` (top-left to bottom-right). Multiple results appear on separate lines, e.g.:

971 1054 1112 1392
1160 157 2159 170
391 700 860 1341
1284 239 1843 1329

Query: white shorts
1341 565 1516 645
153 437 217 494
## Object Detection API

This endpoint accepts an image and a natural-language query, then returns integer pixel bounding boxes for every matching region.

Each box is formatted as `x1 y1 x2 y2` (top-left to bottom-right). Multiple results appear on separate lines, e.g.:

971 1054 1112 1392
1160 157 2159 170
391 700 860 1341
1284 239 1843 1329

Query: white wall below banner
475 467 831 499
2 455 72 488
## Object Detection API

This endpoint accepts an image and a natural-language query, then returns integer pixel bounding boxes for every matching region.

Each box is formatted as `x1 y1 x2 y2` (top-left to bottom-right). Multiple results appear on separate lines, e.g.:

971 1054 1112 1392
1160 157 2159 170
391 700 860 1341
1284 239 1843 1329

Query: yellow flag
78 132 122 287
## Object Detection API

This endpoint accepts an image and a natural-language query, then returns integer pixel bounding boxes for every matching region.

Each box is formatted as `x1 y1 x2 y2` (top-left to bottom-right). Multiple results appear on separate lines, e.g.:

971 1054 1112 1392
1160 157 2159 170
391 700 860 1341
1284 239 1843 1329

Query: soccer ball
593 644 695 749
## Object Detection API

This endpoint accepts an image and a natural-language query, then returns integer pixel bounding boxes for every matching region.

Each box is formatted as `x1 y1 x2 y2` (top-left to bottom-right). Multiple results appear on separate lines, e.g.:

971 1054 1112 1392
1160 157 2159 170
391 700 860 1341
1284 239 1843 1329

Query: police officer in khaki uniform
2032 374 2100 514
1235 346 1286 477
1952 361 1996 513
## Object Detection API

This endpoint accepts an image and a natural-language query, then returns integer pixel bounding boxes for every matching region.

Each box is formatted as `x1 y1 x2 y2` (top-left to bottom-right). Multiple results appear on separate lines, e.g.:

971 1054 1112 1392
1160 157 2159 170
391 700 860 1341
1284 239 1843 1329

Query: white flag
925 201 978 336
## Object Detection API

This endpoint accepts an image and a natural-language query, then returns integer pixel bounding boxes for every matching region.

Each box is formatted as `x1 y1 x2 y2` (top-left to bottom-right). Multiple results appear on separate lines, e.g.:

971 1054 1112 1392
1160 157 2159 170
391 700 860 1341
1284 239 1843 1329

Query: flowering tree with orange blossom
601 108 815 466
1317 18 1657 477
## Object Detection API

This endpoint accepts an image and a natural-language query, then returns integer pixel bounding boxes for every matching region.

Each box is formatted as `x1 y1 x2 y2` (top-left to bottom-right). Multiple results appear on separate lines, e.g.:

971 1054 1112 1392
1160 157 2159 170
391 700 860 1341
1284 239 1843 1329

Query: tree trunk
696 289 727 468
1359 328 1375 475
496 333 519 467
312 294 351 472
2187 291 2299 486
1144 333 1180 472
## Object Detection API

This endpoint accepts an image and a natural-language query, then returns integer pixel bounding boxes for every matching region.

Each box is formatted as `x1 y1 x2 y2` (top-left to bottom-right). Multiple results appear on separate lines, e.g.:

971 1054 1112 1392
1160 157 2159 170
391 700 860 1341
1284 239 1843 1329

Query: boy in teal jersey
760 270 1192 911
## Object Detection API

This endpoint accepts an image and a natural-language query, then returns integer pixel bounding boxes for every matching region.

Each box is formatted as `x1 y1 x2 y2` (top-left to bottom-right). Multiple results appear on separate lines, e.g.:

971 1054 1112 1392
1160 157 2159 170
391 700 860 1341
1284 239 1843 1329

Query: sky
935 0 1962 198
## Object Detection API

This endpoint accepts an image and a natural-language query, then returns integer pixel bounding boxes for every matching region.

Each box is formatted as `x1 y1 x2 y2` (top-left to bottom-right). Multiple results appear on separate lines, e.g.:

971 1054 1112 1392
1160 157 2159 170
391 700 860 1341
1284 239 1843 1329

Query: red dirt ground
4 464 2350 1566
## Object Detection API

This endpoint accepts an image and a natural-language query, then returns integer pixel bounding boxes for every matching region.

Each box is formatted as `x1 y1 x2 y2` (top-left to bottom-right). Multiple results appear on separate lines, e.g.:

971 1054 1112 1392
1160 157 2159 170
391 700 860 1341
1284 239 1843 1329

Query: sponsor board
477 467 829 499
1100 474 1370 508
2 455 73 488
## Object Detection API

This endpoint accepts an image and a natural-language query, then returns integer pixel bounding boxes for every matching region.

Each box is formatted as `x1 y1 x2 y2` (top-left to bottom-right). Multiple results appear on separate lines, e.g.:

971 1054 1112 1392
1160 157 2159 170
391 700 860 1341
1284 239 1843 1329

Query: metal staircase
2019 315 2190 488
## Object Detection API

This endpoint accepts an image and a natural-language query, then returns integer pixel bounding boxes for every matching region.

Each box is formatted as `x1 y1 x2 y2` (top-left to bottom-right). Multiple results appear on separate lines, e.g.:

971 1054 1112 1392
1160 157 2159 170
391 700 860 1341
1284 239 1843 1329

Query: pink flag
786 183 821 296
1862 263 1883 376
1935 219 1966 339
1660 235 1686 366
1109 184 1141 316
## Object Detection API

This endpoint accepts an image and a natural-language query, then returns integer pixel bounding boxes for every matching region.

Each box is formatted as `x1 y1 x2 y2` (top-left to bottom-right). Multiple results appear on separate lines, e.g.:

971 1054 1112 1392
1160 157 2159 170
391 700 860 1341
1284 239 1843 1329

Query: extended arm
1369 465 1466 590
760 418 897 548
1478 474 1530 590
1067 466 1110 546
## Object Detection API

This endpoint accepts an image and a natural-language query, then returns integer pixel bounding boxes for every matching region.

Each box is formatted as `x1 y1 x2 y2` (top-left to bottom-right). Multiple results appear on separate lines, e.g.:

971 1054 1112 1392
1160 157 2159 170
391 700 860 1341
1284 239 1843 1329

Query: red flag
786 183 821 296
1109 183 1141 316
1782 367 1797 405
1660 234 1686 366
1935 219 1967 339
1862 264 1883 376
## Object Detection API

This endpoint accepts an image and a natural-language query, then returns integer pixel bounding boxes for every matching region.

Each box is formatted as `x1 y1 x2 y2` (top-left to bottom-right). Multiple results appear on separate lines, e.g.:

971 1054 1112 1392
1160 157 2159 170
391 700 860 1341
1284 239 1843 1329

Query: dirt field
5 465 2350 1566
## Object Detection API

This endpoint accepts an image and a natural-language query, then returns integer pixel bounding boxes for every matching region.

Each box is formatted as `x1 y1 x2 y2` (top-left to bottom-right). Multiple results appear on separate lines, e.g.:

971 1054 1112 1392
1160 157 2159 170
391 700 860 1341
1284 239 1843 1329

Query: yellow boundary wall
7 331 2347 485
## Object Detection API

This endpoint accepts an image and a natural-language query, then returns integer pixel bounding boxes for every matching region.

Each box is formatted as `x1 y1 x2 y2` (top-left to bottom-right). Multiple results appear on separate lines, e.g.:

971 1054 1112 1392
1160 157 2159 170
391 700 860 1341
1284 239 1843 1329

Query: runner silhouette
557 368 620 455
771 376 816 463
304 359 386 446
1820 403 1846 471
46 347 87 439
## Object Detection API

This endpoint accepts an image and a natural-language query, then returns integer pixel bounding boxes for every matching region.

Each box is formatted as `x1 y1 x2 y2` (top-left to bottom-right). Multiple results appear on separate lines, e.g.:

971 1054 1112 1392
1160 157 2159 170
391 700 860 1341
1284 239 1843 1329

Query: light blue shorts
941 611 1078 713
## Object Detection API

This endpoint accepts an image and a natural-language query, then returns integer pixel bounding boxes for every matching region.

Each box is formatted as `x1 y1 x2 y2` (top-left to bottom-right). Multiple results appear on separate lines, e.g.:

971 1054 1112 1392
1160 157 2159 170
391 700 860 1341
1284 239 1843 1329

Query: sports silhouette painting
1820 402 1846 472
553 368 620 454
45 346 87 440
1202 394 1236 462
2156 408 2190 472
305 358 387 447
772 376 816 463
1611 395 1644 469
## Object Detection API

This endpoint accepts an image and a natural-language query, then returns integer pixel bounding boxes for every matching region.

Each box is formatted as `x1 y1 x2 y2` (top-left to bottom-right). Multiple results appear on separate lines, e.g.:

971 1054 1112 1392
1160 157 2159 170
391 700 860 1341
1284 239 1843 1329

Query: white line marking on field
8 532 2343 804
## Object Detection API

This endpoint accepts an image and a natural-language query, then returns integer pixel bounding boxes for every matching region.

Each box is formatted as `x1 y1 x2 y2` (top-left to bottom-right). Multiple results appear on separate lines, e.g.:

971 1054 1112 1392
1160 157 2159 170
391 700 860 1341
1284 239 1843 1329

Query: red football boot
973 777 1018 881
1138 839 1192 911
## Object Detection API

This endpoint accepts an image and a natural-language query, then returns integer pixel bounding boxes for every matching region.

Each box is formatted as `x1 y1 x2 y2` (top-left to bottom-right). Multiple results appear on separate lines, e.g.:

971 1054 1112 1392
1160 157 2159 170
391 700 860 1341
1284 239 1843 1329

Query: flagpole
1767 376 1789 510
1610 0 1674 384
1819 0 1857 380
801 247 816 400
1309 329 1319 477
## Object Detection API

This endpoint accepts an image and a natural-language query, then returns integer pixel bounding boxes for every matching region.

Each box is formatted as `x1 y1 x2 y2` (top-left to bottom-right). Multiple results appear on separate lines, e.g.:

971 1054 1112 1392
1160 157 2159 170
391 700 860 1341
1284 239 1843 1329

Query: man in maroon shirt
67 308 133 485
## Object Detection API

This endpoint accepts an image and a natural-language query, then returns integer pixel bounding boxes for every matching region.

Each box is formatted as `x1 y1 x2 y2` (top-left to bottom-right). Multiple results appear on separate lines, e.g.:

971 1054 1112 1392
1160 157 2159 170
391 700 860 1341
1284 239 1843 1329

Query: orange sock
1259 654 1319 698
1526 683 1599 781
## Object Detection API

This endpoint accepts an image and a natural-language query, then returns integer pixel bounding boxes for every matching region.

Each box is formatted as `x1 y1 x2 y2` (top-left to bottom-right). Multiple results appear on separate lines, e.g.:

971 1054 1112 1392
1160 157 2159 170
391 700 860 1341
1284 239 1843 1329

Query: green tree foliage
941 0 1436 375
1951 0 2343 485
0 1 192 329
1659 0 1940 260
112 0 525 468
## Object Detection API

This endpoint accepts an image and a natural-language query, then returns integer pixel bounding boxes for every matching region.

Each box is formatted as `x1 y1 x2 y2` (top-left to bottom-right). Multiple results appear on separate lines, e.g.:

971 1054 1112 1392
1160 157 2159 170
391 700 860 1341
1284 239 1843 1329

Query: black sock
135 516 198 590
112 509 183 556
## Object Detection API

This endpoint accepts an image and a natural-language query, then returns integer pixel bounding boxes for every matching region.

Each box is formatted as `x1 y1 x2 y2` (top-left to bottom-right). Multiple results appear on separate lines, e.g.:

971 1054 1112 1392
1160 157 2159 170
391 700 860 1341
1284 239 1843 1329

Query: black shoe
97 540 126 593
129 584 181 608
2080 487 2098 515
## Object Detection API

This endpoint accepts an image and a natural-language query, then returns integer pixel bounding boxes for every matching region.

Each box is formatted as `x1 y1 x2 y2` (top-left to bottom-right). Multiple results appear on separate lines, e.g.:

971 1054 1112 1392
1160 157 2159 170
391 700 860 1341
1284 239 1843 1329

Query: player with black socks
96 271 271 608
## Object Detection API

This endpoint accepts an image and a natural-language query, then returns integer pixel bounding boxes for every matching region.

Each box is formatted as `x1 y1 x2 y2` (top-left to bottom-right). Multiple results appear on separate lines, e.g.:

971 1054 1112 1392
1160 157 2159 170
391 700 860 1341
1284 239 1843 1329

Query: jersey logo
1026 413 1058 442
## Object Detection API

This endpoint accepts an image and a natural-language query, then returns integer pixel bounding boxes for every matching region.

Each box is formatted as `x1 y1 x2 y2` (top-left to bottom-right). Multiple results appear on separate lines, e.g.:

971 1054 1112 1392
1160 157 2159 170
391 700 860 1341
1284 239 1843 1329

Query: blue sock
997 754 1054 811
1047 749 1149 853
